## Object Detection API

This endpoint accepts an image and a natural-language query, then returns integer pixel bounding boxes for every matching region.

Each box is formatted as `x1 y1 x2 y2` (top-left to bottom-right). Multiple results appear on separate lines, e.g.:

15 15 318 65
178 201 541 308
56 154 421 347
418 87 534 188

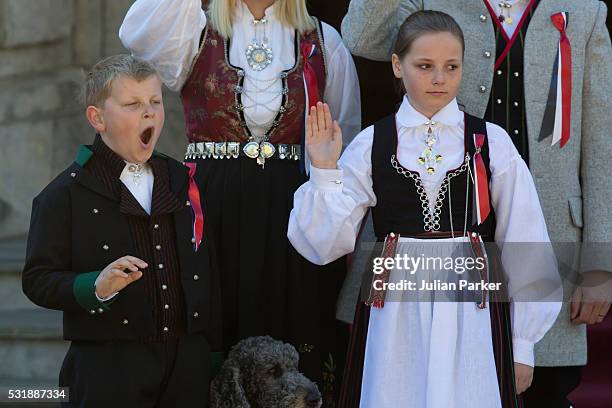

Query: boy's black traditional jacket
22 140 221 346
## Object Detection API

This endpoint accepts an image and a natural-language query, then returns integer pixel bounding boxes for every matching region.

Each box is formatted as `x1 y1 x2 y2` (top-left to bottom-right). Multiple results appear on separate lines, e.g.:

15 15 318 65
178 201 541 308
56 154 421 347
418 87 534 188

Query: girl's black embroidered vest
370 113 496 242
484 0 540 165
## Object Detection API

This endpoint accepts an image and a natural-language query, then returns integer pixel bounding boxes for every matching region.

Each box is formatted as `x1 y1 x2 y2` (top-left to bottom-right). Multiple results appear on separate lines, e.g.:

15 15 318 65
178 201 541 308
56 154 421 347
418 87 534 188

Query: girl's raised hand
306 102 342 170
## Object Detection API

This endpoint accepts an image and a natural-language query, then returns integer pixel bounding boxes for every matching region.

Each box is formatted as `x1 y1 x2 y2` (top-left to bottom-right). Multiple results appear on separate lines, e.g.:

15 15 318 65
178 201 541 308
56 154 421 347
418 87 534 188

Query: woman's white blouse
288 97 562 367
119 0 361 143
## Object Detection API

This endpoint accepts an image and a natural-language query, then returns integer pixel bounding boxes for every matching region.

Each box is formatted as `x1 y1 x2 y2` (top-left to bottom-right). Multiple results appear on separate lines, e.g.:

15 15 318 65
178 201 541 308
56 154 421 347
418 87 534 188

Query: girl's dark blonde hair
394 10 465 60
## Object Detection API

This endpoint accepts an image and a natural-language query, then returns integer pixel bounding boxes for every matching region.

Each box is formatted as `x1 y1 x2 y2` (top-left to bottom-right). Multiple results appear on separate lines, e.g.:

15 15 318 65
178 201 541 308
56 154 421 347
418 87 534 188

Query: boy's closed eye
123 99 161 107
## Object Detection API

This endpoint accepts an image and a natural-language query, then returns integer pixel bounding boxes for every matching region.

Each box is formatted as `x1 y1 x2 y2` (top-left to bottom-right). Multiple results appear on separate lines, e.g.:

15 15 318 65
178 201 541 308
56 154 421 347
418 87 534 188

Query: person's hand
94 256 146 298
306 102 342 170
514 363 533 394
571 270 612 325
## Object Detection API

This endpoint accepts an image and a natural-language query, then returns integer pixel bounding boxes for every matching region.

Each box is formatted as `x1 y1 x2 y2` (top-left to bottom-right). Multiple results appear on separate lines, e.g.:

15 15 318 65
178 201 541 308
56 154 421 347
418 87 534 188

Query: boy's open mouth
140 127 154 145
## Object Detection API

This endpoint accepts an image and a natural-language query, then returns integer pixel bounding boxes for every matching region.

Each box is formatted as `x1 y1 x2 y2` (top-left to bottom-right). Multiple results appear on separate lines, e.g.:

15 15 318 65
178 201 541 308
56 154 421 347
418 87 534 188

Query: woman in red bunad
120 0 361 402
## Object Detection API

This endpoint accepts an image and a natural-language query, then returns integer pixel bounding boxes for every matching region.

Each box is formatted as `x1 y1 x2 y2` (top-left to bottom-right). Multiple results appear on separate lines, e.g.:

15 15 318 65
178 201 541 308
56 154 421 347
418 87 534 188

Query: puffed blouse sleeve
119 0 206 91
288 126 376 265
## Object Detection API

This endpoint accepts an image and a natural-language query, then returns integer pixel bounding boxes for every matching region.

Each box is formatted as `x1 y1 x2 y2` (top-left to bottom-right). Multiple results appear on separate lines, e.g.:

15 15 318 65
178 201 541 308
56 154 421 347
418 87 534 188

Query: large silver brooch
246 42 273 71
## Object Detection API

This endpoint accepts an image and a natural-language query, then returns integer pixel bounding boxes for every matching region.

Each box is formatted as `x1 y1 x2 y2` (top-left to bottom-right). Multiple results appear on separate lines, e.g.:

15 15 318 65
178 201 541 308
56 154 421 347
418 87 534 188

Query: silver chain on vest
391 153 471 231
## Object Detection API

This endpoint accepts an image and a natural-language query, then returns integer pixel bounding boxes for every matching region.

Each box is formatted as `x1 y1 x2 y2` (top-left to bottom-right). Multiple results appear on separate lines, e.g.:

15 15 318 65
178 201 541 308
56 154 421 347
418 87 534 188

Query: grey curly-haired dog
210 336 323 408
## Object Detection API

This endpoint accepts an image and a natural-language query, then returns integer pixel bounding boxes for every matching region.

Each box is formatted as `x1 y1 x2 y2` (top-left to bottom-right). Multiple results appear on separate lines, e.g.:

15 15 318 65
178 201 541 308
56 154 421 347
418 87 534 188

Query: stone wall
0 0 186 240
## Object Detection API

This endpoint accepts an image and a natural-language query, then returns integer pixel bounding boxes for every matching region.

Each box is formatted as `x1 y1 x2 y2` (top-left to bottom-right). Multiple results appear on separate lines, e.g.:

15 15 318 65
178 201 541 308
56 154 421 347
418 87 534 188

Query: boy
22 54 220 407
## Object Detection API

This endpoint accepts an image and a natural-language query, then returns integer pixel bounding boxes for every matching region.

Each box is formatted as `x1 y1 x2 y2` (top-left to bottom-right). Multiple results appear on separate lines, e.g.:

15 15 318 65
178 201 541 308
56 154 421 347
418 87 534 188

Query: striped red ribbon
473 134 491 225
301 42 319 109
551 12 571 148
184 162 204 252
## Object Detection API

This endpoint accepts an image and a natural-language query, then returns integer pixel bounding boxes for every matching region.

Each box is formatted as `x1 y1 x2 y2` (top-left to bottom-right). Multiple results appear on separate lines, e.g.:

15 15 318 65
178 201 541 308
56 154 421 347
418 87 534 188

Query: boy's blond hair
81 54 159 107
208 0 316 39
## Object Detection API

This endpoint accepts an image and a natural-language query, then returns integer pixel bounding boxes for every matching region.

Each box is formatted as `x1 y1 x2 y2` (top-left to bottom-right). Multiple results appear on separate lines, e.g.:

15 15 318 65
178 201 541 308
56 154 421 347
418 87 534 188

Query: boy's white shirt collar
396 96 463 129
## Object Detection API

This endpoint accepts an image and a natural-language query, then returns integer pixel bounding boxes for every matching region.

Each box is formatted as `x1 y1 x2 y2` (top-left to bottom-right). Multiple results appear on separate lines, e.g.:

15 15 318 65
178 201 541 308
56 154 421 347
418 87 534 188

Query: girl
120 0 360 400
288 11 561 408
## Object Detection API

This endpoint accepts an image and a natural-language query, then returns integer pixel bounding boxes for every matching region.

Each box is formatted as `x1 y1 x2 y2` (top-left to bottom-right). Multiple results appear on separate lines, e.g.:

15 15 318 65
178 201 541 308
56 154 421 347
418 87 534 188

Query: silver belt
185 141 301 167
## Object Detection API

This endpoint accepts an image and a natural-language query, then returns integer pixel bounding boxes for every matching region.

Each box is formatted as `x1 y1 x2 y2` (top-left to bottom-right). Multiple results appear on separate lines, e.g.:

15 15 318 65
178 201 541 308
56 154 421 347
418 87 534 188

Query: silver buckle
204 142 215 158
278 144 289 160
195 142 205 158
213 142 226 159
185 143 196 160
291 145 300 160
227 142 240 159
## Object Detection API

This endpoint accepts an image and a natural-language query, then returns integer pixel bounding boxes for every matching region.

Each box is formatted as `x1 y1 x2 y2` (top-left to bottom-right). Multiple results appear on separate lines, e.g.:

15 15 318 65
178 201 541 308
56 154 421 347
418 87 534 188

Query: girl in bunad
288 10 561 408
119 0 361 400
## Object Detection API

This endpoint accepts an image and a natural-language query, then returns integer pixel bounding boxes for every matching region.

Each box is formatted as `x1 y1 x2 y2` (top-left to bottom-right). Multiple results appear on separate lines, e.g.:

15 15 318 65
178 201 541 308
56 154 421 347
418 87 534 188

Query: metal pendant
260 142 275 159
127 164 143 185
505 16 514 24
243 141 276 168
417 125 442 175
246 42 273 71
243 141 260 158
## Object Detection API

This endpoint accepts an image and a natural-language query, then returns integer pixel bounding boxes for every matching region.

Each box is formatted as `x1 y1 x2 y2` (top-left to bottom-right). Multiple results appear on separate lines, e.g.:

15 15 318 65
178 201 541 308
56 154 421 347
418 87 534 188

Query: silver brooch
246 42 273 71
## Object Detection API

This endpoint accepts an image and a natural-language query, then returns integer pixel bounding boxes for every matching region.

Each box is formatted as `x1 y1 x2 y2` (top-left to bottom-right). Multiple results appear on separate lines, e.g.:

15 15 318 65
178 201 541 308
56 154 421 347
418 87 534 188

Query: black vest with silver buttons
485 0 540 166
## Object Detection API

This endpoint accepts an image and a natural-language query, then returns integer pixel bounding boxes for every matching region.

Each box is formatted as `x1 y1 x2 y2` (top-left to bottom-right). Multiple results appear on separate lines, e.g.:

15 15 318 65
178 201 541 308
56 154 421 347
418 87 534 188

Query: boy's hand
94 256 146 299
306 102 342 170
514 362 533 394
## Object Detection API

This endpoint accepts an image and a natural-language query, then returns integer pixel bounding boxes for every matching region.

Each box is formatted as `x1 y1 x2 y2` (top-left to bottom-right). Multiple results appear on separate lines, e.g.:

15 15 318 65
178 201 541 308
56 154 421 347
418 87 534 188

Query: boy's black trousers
59 334 211 407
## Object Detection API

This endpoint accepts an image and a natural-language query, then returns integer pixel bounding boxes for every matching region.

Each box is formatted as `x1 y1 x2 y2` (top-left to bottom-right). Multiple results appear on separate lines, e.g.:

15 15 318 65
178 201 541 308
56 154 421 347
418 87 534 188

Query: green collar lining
74 144 166 167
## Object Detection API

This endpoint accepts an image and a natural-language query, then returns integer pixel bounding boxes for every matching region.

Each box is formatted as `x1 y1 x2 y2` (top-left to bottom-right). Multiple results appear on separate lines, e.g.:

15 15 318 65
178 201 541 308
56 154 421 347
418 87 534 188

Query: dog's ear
210 360 250 408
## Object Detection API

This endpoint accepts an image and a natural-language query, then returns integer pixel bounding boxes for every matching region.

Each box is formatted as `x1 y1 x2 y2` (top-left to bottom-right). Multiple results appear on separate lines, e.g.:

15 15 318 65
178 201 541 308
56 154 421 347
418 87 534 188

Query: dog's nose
305 388 322 408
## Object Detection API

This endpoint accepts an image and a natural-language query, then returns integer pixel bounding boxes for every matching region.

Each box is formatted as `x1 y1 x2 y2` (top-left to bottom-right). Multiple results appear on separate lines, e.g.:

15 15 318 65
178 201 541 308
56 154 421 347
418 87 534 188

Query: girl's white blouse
119 0 361 143
288 97 561 367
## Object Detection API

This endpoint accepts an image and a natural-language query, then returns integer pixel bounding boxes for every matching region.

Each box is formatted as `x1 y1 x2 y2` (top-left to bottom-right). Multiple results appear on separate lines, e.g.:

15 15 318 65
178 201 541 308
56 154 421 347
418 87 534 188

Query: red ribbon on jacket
551 12 572 148
184 162 204 252
473 134 491 225
301 42 319 109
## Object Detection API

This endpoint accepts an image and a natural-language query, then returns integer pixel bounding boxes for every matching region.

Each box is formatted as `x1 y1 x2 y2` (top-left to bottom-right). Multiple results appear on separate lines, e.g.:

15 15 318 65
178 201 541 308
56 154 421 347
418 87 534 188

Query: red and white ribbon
184 162 204 252
551 12 571 147
473 133 491 226
301 42 319 110
301 42 319 174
